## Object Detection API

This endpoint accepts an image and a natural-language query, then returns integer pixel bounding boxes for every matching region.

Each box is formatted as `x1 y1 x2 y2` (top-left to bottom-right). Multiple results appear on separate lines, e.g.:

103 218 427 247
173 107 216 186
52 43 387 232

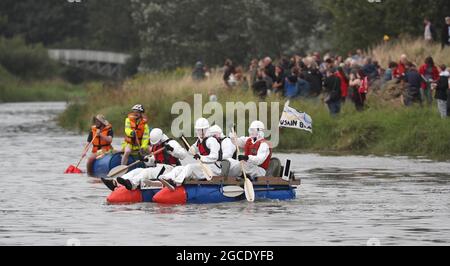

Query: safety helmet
132 104 145 113
208 125 223 138
249 121 265 131
249 121 265 139
195 118 210 139
150 128 163 145
195 118 210 130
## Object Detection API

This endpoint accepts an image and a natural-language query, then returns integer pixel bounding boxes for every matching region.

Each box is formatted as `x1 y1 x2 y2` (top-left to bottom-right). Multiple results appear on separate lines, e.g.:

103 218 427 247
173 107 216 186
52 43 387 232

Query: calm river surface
0 102 449 246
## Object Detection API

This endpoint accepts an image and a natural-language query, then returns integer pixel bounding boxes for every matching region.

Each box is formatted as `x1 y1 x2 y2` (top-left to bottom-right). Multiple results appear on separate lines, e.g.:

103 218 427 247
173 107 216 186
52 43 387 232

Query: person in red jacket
336 66 349 102
419 56 440 106
393 54 408 79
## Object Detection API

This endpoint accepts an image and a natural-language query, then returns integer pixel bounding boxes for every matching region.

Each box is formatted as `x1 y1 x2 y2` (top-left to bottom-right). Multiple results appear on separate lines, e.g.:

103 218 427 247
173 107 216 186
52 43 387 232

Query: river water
0 102 449 246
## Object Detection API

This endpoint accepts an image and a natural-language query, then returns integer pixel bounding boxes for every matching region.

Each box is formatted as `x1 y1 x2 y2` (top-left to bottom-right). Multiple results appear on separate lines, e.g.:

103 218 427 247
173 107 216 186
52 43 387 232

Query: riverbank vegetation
0 36 85 102
59 51 450 161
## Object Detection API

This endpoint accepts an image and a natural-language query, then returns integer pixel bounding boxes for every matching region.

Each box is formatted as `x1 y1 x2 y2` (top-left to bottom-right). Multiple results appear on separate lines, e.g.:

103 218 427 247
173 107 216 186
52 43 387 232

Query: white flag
279 102 313 133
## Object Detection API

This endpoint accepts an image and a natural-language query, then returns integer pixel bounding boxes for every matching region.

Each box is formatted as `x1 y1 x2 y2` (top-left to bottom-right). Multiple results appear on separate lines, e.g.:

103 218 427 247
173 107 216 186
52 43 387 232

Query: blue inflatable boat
106 176 300 204
104 158 300 205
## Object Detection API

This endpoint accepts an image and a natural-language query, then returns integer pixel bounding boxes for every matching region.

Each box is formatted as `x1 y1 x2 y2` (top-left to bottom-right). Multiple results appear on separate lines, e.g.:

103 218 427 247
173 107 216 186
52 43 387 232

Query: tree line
1 0 449 72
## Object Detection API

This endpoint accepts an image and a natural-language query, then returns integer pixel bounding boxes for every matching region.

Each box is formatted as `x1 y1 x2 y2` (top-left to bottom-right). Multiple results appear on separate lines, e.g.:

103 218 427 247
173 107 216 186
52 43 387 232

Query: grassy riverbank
59 68 450 161
0 65 85 103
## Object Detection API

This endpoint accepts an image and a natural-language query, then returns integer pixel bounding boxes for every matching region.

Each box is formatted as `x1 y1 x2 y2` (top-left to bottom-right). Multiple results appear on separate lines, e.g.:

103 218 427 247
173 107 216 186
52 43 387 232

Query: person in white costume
116 128 188 190
207 125 237 161
161 118 222 186
228 121 272 179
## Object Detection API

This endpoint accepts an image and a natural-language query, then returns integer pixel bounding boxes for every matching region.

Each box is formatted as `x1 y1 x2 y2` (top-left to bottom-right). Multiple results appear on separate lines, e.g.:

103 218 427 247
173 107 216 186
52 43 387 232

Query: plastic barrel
89 153 137 178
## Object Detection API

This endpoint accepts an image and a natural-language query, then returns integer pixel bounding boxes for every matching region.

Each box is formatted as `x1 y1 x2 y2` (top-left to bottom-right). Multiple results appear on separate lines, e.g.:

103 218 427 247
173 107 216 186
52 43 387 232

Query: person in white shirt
161 118 222 186
110 128 188 191
228 121 272 179
424 18 435 42
207 125 237 161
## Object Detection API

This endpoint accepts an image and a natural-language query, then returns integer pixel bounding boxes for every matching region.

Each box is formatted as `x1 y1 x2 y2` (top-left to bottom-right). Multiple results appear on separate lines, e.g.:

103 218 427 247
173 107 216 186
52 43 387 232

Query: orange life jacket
244 138 272 170
151 140 181 166
91 125 113 153
124 113 148 145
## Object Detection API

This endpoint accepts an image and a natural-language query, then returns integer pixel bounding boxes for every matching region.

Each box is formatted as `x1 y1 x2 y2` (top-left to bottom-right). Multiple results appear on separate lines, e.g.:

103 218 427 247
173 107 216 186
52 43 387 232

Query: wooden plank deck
184 176 301 186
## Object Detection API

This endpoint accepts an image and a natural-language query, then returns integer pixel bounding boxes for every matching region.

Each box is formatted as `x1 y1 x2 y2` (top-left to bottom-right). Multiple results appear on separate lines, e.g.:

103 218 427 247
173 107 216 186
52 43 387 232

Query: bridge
48 49 131 78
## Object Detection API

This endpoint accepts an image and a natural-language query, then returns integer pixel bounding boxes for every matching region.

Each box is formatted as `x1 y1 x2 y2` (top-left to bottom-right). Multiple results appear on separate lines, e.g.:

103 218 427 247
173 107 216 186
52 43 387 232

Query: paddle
222 186 290 198
180 135 214 181
107 147 166 179
222 186 245 198
155 166 176 192
107 160 142 179
231 126 255 202
65 135 96 174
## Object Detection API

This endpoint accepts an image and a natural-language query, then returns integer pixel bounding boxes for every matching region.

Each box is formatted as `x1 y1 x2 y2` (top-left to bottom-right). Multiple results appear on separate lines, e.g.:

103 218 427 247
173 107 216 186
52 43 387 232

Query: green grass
0 65 85 103
58 71 450 161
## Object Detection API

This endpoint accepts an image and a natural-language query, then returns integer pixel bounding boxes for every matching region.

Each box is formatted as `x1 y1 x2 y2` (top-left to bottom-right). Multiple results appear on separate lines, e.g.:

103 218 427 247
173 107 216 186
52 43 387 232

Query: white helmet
249 121 265 139
150 128 163 145
249 121 265 131
195 118 210 130
208 125 223 138
132 104 145 113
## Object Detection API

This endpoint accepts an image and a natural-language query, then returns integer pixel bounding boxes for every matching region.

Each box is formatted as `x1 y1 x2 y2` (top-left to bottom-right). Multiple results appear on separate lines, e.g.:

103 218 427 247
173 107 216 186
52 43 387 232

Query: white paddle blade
222 186 245 198
107 165 129 178
244 178 255 202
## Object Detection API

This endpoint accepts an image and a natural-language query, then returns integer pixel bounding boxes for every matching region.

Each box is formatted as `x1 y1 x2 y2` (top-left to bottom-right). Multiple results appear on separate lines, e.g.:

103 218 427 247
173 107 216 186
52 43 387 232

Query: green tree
85 0 140 52
322 0 450 53
132 0 321 70
0 0 88 46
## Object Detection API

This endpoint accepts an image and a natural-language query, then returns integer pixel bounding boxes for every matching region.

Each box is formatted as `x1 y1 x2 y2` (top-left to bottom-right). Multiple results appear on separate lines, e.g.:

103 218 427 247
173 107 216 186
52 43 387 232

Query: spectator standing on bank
441 17 450 49
349 70 368 111
323 68 342 116
223 59 237 88
336 66 349 102
435 65 449 118
403 63 423 107
424 18 436 42
419 56 440 106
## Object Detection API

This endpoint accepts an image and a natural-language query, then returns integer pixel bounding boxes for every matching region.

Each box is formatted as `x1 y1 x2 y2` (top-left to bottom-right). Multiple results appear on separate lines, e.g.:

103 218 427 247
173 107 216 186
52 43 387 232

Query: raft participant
121 104 150 165
161 118 222 186
228 121 272 179
207 125 237 160
84 114 113 161
115 128 188 191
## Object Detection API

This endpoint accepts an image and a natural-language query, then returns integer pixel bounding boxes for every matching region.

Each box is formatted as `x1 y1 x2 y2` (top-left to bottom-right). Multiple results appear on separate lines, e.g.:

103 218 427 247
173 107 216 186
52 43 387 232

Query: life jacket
91 125 113 153
124 113 148 145
244 138 272 170
218 137 237 161
196 137 210 156
151 140 181 166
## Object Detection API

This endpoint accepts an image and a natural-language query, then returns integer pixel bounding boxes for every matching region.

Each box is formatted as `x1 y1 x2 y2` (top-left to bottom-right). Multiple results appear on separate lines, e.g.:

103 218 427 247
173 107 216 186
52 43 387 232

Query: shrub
0 36 57 80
